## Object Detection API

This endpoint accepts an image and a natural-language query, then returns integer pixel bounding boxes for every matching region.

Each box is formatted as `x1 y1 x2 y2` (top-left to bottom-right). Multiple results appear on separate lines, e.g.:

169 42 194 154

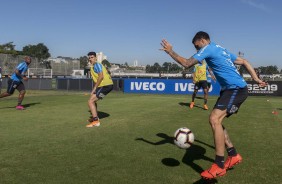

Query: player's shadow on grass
23 102 41 108
135 133 214 173
0 102 41 109
88 111 110 119
179 102 206 110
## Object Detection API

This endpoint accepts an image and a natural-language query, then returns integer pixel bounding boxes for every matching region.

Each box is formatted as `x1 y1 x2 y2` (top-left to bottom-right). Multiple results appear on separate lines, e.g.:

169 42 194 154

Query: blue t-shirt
10 61 29 81
93 62 103 73
193 42 246 90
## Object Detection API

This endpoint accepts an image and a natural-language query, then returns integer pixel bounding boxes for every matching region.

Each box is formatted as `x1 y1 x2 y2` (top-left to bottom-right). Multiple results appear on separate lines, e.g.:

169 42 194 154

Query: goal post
28 68 53 78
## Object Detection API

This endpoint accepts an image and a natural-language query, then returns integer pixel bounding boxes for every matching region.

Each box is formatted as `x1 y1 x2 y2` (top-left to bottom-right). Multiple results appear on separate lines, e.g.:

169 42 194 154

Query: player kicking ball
160 31 267 179
86 52 113 128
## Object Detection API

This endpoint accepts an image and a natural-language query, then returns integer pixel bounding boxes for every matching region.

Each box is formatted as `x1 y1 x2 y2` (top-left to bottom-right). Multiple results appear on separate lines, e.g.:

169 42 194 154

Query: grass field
0 90 281 184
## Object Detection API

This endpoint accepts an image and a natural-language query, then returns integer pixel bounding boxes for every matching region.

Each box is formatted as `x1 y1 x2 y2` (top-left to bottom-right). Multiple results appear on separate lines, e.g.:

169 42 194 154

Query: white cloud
241 0 271 13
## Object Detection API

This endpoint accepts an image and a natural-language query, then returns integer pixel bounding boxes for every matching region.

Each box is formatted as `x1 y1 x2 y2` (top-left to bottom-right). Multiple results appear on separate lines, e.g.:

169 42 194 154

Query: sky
1 0 282 69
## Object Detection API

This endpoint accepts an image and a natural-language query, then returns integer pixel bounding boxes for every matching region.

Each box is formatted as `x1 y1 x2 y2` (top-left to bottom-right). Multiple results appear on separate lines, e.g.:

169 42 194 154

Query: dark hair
192 31 210 44
87 51 96 57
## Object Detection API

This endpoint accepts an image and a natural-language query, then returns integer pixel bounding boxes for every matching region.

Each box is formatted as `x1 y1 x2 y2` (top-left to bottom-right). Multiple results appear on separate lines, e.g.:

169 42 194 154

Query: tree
102 59 111 68
258 65 279 74
79 56 88 69
22 43 51 61
170 63 182 73
162 62 172 73
0 42 18 54
153 62 161 73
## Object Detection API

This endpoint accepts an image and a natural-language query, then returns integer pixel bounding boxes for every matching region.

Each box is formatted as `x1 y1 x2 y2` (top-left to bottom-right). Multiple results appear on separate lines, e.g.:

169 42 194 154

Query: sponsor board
124 79 282 96
124 79 220 95
247 81 282 96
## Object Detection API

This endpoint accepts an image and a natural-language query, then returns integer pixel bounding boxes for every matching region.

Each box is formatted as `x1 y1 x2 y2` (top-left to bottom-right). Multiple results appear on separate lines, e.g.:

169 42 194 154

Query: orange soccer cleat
203 104 208 110
224 154 243 170
201 164 226 179
190 102 195 109
86 120 100 128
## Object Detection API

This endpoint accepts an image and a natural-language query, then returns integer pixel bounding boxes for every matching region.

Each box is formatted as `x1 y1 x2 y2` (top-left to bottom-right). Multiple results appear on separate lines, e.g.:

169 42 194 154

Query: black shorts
207 82 211 89
214 87 248 117
94 85 113 99
7 78 25 94
194 80 208 90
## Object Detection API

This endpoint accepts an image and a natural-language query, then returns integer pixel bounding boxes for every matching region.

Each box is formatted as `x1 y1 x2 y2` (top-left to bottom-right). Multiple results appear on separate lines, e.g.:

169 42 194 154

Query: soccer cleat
87 117 94 123
86 120 100 128
190 102 194 109
203 104 208 110
224 154 242 169
16 105 25 110
201 164 226 179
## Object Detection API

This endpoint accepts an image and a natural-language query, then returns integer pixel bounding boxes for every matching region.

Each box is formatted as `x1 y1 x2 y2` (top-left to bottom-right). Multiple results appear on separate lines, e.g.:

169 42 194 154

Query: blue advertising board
123 79 221 95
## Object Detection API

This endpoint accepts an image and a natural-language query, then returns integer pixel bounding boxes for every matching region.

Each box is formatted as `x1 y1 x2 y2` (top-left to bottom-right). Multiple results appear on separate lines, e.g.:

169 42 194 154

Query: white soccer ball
174 127 195 149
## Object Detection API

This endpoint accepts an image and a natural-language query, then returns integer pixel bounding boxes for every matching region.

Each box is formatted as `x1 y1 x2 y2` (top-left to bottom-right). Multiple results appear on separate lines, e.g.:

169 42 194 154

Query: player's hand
23 76 29 81
258 80 268 87
160 39 173 54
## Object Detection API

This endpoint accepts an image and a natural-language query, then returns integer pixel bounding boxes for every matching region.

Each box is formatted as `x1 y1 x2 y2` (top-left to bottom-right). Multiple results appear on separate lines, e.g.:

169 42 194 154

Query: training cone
272 111 278 115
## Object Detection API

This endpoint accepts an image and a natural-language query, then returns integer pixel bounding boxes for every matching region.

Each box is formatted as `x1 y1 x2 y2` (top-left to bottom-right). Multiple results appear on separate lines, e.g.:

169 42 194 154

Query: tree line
0 42 51 68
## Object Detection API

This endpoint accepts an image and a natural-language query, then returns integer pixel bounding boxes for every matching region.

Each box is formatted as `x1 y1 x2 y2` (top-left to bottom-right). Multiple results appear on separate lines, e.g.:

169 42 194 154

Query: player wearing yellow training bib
86 51 113 128
190 61 209 110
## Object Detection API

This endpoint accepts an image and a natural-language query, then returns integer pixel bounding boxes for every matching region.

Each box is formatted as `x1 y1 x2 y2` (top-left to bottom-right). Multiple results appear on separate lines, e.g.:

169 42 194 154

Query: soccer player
160 31 267 179
190 61 210 110
86 51 113 128
0 56 32 110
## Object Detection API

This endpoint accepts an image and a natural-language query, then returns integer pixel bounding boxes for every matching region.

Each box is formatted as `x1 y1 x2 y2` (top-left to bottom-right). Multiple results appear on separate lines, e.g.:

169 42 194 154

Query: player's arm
208 67 216 81
15 69 28 81
160 39 198 68
92 72 104 94
234 57 267 86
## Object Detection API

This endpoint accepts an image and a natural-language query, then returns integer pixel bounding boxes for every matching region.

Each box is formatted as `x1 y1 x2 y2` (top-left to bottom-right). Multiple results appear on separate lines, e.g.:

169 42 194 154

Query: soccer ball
174 127 195 149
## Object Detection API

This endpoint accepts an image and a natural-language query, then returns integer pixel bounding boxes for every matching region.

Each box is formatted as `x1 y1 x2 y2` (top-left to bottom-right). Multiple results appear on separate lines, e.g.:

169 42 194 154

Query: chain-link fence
0 54 80 76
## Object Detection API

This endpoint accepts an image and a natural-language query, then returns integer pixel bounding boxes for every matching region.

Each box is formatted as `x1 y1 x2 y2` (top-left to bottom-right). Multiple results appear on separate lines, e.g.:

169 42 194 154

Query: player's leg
201 81 209 110
201 108 227 179
223 87 248 169
86 93 100 127
0 78 16 98
222 125 242 169
86 85 113 128
190 83 199 108
0 91 11 98
15 82 26 110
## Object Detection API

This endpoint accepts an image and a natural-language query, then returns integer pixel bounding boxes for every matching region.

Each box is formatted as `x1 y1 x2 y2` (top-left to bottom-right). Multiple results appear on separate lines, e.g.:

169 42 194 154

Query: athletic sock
92 116 99 121
215 155 225 169
204 99 207 104
227 147 237 157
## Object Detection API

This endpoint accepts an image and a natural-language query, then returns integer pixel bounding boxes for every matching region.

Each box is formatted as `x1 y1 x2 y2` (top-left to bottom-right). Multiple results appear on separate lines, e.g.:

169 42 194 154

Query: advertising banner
247 81 282 96
123 79 221 95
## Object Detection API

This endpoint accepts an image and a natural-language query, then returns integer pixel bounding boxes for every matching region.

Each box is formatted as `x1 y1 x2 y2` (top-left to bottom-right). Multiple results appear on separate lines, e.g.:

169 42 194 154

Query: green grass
0 91 281 184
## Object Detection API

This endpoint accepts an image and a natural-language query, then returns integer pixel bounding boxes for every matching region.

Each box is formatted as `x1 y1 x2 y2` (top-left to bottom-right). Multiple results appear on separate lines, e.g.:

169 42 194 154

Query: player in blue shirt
0 56 32 110
161 31 267 179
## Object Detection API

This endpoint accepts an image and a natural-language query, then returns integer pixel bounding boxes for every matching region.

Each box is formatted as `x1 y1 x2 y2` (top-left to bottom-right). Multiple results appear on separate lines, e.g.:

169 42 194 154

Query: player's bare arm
160 39 198 68
15 69 28 80
234 57 267 87
208 67 216 81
